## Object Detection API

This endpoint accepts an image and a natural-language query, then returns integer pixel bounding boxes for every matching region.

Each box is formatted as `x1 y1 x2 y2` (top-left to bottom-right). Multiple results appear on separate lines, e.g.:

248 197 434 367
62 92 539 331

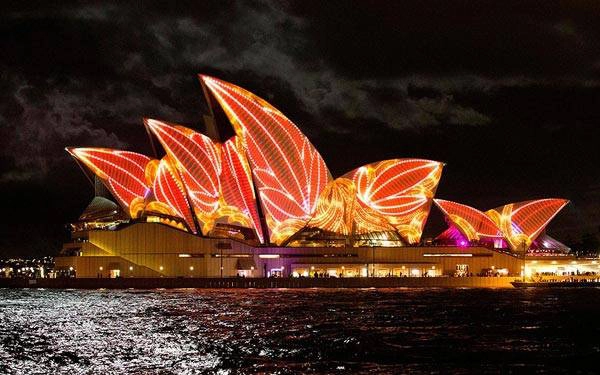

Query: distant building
56 76 594 279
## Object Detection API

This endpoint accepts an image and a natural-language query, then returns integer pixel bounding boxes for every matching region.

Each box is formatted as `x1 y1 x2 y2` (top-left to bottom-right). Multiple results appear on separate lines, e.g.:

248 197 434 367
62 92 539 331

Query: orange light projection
220 137 265 243
70 75 568 249
66 148 151 215
67 148 197 232
486 199 568 251
434 199 502 241
145 119 221 234
201 75 331 244
146 119 264 242
348 159 443 244
307 159 443 244
151 158 196 233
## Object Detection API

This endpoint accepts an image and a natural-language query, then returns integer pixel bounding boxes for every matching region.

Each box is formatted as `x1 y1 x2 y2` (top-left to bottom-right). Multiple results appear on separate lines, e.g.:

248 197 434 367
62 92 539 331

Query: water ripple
1 288 599 373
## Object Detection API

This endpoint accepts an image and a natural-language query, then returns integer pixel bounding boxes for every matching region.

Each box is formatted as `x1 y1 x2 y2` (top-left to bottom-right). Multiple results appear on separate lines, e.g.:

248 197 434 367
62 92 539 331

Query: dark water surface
1 288 599 374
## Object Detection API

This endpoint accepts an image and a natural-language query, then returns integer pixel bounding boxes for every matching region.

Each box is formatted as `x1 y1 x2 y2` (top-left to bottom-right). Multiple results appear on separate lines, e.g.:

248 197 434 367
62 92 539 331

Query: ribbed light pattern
145 119 221 234
146 119 264 242
67 148 150 213
220 137 265 243
152 158 196 233
486 199 569 251
434 199 502 241
201 75 331 244
347 159 443 244
307 159 443 244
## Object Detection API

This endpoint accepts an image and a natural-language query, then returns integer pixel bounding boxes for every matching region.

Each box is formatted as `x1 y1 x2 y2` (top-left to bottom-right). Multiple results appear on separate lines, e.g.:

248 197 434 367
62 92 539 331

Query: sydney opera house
56 75 593 279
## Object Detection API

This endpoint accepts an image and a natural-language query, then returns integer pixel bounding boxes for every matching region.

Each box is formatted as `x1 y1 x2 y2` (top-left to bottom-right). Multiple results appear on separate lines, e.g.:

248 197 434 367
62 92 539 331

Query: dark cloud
1 0 599 255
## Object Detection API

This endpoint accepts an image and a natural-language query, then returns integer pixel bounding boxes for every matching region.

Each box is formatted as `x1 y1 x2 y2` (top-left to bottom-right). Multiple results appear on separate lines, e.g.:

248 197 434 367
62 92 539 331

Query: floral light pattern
486 199 568 251
201 75 331 244
434 199 502 241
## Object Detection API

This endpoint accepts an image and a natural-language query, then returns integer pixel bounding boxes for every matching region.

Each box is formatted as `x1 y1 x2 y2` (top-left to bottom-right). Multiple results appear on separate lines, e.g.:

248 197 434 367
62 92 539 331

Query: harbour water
1 288 599 373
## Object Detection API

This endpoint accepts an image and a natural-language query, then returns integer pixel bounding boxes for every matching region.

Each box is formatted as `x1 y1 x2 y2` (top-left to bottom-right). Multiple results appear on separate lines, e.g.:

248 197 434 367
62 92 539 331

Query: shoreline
0 276 520 289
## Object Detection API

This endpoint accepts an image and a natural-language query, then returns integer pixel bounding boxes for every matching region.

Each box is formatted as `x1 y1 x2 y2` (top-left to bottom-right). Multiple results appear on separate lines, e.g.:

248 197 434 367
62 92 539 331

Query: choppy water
1 288 599 374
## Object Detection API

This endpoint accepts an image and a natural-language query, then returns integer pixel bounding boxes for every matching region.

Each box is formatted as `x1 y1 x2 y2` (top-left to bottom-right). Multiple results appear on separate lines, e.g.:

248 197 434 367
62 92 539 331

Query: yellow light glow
258 254 280 259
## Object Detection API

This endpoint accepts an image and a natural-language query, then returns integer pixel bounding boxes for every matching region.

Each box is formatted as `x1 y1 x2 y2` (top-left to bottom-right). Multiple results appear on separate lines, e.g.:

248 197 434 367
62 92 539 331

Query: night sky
1 1 600 257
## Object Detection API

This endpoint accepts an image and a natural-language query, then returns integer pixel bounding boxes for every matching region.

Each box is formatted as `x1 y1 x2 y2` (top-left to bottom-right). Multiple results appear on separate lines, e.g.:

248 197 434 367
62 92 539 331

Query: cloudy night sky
1 1 599 256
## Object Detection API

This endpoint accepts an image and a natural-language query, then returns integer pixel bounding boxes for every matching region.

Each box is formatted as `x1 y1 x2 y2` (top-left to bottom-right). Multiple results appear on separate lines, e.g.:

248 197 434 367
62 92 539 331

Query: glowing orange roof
307 159 443 244
68 74 569 249
434 199 502 241
486 199 569 251
145 119 221 234
201 75 331 244
146 119 264 242
67 148 151 214
150 158 196 232
220 136 265 243
347 159 443 243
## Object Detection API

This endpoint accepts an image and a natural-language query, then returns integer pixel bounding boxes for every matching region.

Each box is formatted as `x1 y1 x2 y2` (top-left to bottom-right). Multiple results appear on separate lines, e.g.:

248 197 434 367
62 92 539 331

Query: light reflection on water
1 288 599 374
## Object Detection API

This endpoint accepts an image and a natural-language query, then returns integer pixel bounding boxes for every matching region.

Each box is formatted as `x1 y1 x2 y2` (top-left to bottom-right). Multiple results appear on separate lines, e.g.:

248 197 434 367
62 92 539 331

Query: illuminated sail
219 137 265 243
434 199 502 241
201 75 331 244
66 147 151 216
145 119 221 234
486 199 568 251
149 158 196 233
307 159 443 244
146 119 264 242
346 159 443 244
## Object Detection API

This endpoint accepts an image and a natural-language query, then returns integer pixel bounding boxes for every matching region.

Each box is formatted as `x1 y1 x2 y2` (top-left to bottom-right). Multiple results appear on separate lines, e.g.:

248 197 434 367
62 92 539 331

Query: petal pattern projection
344 159 443 244
150 158 196 233
67 148 151 216
147 119 264 242
218 137 264 243
307 179 355 236
434 199 502 241
145 119 221 234
201 75 331 244
306 159 443 245
486 199 569 251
